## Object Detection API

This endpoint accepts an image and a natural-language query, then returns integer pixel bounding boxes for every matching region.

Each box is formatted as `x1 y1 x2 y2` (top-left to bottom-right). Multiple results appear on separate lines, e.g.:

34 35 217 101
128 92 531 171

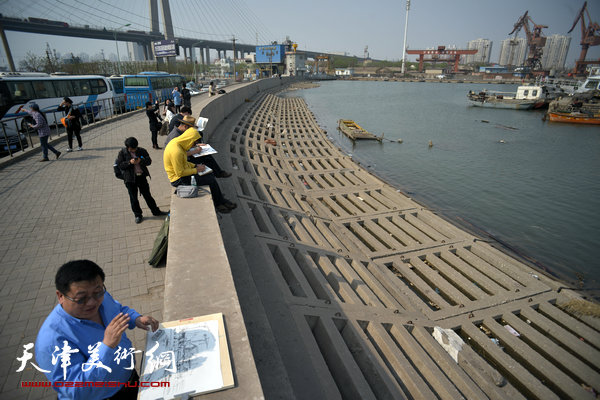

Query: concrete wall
162 77 295 399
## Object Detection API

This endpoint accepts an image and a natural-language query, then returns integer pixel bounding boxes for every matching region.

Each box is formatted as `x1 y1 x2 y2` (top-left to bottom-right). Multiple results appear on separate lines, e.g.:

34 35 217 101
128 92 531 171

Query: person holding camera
116 137 167 223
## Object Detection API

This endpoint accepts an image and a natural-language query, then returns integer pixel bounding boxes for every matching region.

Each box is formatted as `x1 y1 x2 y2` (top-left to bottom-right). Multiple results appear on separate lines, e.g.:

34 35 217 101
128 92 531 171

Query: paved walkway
0 102 184 398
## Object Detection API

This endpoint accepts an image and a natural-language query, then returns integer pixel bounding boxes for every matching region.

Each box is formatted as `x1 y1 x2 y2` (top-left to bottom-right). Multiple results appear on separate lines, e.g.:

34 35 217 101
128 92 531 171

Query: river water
283 80 600 292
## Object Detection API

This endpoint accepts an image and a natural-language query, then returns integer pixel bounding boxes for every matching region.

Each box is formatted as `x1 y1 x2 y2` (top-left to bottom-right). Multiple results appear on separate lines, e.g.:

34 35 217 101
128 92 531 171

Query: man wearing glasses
34 260 159 399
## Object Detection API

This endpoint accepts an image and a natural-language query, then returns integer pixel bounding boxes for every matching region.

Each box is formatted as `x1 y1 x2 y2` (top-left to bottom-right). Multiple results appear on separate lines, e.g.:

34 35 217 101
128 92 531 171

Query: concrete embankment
199 85 600 399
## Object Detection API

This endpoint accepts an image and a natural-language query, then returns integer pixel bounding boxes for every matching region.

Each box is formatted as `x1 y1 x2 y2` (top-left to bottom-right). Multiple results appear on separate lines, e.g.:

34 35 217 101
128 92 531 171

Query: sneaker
40 158 49 162
152 210 168 216
66 148 73 152
77 147 83 151
216 204 231 214
215 171 232 178
135 216 143 224
223 200 237 210
55 151 61 159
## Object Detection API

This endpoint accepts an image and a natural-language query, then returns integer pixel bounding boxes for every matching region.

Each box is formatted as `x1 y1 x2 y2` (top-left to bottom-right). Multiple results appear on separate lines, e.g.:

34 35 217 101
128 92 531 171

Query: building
464 38 492 64
127 42 146 61
285 51 307 77
498 37 527 66
541 34 571 70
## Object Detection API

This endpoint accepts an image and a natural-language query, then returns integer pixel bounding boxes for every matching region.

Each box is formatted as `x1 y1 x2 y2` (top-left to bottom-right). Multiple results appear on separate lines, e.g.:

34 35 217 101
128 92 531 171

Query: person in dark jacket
145 101 163 149
57 97 83 151
116 137 167 223
181 86 192 110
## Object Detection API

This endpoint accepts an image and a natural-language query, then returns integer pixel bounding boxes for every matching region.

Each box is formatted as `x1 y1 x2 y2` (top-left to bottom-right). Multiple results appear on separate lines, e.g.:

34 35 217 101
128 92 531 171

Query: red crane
568 1 600 75
508 11 547 70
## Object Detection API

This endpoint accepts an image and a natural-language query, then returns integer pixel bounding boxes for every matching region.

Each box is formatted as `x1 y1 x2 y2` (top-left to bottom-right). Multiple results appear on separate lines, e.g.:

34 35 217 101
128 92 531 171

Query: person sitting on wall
163 116 236 213
35 260 159 400
165 115 231 178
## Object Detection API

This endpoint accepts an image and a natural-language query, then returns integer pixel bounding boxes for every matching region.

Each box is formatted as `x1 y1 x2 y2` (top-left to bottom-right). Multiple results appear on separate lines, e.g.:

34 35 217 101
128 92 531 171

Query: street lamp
114 23 131 75
191 41 203 84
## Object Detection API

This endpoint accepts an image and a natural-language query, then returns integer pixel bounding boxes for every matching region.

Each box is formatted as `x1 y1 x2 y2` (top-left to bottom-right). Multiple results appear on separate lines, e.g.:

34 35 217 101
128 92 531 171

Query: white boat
467 86 545 110
576 75 600 93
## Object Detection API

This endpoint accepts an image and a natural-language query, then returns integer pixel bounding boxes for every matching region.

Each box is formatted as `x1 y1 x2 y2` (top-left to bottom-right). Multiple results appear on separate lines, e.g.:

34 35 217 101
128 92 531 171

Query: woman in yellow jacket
163 117 236 213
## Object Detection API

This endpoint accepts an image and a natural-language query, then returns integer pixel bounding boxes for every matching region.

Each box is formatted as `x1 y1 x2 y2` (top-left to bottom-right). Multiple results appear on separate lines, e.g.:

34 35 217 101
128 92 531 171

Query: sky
0 0 598 68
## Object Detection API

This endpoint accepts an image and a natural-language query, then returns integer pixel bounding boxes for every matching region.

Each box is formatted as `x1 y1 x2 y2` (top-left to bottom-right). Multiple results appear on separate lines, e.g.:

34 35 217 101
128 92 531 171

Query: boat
467 86 543 110
337 120 382 141
546 89 600 124
547 111 600 125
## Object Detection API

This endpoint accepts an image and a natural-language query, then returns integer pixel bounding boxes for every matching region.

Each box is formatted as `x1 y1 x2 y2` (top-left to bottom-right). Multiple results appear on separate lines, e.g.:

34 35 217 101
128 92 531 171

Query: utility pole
232 36 237 79
401 0 411 75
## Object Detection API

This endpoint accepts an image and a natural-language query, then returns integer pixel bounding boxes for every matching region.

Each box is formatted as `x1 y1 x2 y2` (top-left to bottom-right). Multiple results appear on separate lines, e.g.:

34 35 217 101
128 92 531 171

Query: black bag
113 158 124 180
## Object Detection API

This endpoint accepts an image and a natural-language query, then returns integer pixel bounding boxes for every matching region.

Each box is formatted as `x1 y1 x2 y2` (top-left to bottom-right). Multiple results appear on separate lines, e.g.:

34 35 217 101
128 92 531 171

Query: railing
0 92 165 158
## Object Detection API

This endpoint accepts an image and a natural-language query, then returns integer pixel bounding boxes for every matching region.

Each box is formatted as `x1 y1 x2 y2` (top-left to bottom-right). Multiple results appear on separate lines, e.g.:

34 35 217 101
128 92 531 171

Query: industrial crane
508 11 547 70
568 1 600 75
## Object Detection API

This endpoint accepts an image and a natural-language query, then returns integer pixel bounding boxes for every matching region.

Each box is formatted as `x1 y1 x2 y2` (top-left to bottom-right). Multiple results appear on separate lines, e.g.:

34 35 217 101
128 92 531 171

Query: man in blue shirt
35 260 159 399
171 87 182 114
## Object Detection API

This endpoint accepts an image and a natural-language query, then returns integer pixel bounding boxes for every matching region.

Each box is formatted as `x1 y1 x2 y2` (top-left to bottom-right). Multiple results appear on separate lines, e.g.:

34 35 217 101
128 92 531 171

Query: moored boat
467 87 541 110
337 120 382 141
547 111 600 125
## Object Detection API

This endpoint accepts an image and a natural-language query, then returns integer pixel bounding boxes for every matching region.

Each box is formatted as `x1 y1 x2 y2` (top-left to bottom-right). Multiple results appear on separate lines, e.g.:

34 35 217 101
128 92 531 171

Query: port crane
568 1 600 75
508 11 547 70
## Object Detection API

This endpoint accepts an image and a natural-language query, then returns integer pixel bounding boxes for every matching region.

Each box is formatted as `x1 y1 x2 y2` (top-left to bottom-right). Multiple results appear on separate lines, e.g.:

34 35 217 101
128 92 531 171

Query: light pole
191 41 203 84
401 0 410 75
114 23 131 75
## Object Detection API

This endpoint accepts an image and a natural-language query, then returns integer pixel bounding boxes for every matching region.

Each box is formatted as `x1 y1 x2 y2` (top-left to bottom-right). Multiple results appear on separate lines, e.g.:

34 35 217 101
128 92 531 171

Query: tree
18 52 45 72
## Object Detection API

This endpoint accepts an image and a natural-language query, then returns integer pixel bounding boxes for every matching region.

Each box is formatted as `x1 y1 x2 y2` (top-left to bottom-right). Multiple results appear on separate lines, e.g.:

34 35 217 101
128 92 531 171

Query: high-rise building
541 34 571 70
498 37 527 66
464 38 492 64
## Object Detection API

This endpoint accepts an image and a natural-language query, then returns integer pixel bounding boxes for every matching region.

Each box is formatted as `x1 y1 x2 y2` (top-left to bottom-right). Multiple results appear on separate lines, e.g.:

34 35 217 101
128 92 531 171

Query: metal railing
0 91 167 158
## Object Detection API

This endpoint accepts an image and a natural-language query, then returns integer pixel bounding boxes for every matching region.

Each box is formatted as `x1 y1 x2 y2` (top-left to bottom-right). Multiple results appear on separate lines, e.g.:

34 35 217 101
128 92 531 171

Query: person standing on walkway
172 86 182 113
27 103 61 162
57 97 82 152
116 137 167 224
208 81 217 97
145 101 162 150
181 86 192 111
35 260 159 399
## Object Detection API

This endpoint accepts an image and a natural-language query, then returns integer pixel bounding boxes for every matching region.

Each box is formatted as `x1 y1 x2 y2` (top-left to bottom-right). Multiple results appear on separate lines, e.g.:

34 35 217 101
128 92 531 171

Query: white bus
0 73 115 153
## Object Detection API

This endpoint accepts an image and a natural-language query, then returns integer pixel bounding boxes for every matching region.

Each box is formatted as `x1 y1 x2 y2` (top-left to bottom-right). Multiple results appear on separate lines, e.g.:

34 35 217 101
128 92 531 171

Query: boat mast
401 0 411 75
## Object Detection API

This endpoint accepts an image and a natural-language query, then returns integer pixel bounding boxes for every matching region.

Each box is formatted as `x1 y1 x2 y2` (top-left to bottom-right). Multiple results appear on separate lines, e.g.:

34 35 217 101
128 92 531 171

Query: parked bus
0 72 115 154
109 72 186 110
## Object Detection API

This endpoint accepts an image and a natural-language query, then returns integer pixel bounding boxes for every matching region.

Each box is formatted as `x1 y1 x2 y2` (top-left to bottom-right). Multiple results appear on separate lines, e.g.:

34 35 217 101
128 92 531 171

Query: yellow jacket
163 127 200 183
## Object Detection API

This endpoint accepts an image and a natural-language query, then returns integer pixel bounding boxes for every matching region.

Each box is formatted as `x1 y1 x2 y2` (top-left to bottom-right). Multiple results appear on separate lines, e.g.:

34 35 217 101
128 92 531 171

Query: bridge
0 0 336 72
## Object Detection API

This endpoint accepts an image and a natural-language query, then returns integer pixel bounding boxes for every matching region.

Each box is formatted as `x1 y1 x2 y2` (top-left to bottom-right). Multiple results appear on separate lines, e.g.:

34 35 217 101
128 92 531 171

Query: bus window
52 80 75 98
90 79 107 95
6 81 35 101
125 77 149 87
71 79 92 96
32 80 56 99
110 78 124 94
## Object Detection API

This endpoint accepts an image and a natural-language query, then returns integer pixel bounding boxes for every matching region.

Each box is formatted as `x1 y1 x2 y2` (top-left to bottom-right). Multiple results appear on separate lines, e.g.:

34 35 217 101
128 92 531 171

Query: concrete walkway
0 102 181 399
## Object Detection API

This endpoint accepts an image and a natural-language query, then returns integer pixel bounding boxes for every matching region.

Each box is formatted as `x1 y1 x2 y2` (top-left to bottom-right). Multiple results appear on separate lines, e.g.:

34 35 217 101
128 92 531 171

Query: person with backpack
115 137 167 223
26 103 61 161
57 97 83 151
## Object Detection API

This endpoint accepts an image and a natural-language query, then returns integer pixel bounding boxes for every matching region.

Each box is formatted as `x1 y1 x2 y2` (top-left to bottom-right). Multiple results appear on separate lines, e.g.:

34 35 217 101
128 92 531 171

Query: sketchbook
192 144 218 158
196 166 212 176
138 313 234 400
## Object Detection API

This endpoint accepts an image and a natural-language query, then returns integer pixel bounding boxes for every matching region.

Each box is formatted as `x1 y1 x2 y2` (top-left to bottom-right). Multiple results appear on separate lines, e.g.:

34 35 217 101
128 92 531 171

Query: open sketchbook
197 166 212 176
192 144 218 158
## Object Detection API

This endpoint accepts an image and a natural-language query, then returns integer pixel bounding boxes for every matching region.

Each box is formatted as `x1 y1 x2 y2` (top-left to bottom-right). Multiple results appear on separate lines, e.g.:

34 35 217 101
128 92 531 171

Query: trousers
66 127 82 149
125 176 161 217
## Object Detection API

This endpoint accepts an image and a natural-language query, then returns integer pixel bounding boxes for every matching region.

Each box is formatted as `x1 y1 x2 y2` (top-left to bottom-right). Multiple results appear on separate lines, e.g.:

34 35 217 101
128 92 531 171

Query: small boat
467 86 544 110
547 112 600 125
338 120 382 141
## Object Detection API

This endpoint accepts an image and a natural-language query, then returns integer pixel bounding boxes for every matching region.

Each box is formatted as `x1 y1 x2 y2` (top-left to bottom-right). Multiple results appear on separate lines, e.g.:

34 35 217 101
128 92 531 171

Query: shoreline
219 86 600 398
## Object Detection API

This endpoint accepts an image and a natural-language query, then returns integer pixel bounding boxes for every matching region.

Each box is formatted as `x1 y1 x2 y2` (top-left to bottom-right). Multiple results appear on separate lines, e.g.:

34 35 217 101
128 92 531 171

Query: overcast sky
0 0 597 68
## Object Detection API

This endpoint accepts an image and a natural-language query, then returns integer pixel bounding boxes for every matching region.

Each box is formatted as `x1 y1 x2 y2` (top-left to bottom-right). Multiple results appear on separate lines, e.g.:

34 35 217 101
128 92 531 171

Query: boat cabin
515 86 545 100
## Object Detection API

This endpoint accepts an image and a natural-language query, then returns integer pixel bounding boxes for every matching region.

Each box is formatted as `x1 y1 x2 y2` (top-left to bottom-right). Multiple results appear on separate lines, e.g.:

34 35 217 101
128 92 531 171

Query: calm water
284 81 600 291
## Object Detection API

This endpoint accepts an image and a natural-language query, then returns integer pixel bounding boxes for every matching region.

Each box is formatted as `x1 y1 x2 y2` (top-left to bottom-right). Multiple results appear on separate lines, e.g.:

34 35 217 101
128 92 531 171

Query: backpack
113 157 124 180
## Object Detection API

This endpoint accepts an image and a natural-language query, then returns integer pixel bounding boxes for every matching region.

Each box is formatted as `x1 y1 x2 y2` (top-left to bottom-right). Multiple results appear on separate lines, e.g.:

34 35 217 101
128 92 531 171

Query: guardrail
0 91 182 158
